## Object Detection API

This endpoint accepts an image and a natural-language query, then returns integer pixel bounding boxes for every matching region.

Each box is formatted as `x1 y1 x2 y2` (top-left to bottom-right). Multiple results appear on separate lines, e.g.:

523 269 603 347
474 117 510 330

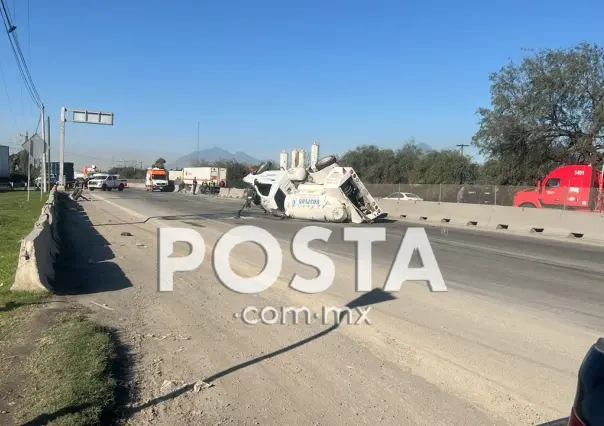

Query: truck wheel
118 184 124 192
102 184 107 191
90 188 95 191
315 155 338 171
519 203 536 208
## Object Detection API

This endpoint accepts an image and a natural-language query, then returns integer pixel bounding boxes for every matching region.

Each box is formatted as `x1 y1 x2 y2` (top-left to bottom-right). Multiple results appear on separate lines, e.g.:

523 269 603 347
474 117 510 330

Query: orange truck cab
513 164 604 210
145 168 169 192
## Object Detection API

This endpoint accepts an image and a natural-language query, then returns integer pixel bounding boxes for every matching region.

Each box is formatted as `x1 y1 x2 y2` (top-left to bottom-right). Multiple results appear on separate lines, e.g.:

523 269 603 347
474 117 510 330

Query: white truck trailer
182 167 227 186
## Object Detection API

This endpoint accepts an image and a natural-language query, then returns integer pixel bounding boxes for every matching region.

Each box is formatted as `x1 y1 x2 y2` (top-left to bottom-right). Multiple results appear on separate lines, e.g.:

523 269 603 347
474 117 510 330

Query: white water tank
291 148 299 168
298 149 306 168
310 141 319 168
279 151 288 170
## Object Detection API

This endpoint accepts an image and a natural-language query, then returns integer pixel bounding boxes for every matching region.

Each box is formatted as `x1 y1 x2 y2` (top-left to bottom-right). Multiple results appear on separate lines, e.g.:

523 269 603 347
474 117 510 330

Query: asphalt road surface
75 189 603 425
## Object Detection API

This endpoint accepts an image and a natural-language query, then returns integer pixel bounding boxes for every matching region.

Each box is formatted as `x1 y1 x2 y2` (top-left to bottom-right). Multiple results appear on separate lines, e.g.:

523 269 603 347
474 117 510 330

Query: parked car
383 192 423 201
566 337 604 425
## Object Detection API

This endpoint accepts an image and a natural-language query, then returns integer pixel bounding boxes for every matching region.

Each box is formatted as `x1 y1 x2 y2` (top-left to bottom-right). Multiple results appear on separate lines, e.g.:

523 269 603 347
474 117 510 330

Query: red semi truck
513 164 604 211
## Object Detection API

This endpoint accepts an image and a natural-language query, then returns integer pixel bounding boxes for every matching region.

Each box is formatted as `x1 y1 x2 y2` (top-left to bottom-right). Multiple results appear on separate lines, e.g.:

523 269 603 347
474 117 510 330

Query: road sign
21 133 46 158
71 109 114 125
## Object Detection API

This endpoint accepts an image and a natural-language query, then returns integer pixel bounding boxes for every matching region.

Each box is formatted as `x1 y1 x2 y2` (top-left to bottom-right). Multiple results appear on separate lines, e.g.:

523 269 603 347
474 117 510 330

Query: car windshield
404 193 420 198
386 193 404 198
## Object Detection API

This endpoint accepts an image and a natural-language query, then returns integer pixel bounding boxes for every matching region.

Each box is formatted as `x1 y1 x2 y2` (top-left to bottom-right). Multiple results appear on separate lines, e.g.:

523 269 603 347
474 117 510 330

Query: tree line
342 42 604 186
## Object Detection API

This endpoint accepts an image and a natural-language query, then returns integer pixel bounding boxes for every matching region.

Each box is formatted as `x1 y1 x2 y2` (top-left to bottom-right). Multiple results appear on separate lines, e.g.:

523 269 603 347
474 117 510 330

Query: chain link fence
126 177 599 210
366 183 537 207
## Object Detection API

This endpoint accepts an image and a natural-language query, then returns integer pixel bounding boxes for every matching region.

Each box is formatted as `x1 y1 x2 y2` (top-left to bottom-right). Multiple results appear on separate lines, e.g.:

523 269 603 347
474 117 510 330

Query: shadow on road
51 196 133 295
123 288 397 418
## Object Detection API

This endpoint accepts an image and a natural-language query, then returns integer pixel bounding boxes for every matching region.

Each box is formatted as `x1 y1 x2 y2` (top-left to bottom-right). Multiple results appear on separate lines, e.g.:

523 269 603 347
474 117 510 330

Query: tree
472 42 604 184
153 157 167 169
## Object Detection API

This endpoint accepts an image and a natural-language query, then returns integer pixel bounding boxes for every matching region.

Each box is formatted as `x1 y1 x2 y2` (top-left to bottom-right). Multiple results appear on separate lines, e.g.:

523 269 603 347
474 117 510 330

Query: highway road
75 189 603 425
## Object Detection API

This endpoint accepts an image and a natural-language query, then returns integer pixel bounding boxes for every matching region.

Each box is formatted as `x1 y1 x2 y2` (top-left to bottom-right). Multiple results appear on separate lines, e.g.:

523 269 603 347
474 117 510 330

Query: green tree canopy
153 157 167 168
472 42 604 184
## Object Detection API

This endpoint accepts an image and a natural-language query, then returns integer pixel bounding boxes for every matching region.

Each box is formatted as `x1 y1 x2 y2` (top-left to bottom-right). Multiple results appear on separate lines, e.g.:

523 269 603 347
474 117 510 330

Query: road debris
160 380 179 394
136 242 147 247
193 381 213 392
90 301 116 311
121 231 133 236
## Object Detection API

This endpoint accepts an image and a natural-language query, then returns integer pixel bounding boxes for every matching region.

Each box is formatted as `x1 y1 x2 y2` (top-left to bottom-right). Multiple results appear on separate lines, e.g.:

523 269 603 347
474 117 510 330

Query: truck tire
118 184 124 192
90 188 95 191
315 155 338 171
102 184 107 191
519 203 536 208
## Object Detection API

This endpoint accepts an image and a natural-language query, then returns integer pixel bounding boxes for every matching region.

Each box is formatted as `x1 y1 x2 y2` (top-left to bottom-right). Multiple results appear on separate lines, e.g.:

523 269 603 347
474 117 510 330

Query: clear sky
1 0 603 170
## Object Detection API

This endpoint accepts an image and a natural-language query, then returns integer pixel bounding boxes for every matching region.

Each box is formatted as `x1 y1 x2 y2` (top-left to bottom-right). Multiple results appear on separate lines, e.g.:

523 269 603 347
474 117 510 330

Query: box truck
0 145 9 189
182 167 227 185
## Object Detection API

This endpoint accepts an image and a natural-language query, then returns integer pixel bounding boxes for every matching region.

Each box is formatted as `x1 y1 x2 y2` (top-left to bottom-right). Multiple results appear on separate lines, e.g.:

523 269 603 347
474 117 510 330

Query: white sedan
383 192 423 201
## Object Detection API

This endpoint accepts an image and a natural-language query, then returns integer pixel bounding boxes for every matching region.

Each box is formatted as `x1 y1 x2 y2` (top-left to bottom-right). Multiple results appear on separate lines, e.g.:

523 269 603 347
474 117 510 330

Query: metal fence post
439 184 442 203
563 183 567 210
494 186 497 205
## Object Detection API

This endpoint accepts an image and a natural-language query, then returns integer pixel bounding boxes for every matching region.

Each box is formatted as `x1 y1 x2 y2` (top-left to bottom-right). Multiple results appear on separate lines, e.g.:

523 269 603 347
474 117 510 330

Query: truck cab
146 168 169 191
513 165 600 210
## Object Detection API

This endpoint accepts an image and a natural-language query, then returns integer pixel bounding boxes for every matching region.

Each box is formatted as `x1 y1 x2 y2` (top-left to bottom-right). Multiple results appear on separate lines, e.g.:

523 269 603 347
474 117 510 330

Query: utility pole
456 144 470 185
26 131 30 201
197 121 200 164
456 143 469 156
59 107 66 187
40 104 46 192
46 117 51 187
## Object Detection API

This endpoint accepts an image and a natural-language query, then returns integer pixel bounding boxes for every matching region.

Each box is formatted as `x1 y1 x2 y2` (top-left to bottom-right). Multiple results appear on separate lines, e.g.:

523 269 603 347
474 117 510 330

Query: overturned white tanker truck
240 155 387 223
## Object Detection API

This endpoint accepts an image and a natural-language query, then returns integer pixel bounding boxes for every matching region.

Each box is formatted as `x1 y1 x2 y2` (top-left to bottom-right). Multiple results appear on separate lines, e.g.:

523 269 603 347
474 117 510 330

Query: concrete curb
12 188 61 292
378 199 604 243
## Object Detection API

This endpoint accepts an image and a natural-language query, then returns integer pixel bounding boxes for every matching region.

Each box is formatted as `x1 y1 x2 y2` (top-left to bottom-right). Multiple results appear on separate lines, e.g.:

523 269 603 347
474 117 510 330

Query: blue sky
1 0 603 169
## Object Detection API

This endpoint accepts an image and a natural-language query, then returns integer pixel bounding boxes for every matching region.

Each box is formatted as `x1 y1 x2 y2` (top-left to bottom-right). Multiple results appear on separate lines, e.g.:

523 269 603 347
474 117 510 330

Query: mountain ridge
169 147 262 169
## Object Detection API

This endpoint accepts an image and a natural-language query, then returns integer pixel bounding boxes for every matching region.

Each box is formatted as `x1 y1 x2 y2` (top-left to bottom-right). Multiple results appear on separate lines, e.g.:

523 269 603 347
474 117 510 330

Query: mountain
417 143 432 151
169 147 262 169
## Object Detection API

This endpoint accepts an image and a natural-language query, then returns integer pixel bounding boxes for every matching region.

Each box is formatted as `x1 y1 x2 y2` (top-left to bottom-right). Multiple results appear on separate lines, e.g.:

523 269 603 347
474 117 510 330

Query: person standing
192 177 198 194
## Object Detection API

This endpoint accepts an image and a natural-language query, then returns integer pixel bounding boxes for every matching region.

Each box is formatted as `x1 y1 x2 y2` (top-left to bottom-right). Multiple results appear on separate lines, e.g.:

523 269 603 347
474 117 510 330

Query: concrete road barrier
228 188 246 198
128 182 146 189
378 200 495 227
12 188 61 292
219 187 230 197
377 199 604 241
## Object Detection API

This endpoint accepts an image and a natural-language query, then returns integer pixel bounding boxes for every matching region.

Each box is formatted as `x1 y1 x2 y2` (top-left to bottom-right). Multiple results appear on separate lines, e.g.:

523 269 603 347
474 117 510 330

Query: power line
0 0 42 107
0 55 19 132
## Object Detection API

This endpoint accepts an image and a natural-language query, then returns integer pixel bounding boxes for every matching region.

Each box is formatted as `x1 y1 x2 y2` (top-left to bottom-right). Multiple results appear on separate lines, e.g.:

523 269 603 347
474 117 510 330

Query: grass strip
17 312 117 426
0 191 48 341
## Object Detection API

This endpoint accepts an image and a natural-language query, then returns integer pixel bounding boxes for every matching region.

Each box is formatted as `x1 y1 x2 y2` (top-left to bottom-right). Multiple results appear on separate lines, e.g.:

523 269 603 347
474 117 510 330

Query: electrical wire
0 55 19 132
0 0 41 107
